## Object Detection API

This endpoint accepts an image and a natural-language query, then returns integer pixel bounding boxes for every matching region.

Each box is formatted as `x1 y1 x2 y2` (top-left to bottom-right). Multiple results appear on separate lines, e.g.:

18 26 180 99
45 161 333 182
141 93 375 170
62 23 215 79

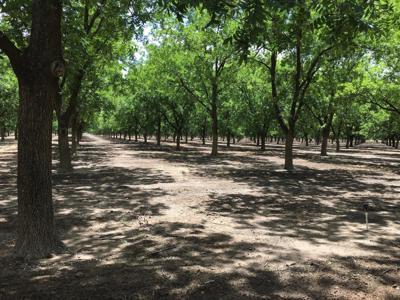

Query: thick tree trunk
336 138 340 152
9 0 66 259
226 129 231 148
16 79 64 258
284 131 294 170
321 133 328 156
320 126 330 156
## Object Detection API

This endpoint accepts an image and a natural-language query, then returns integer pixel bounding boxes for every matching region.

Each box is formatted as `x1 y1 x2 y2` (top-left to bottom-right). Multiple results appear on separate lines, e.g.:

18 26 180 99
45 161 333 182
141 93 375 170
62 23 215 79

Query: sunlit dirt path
1 134 400 299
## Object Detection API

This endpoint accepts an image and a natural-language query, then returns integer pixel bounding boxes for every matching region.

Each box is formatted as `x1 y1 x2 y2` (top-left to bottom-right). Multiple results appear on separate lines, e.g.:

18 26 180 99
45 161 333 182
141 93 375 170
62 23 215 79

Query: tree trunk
211 102 218 156
226 129 231 148
8 0 66 259
57 117 72 170
0 127 5 141
315 135 320 146
260 127 266 151
156 116 161 146
284 131 294 170
202 124 206 145
17 80 65 258
176 128 181 151
321 132 329 156
336 138 340 152
71 117 78 154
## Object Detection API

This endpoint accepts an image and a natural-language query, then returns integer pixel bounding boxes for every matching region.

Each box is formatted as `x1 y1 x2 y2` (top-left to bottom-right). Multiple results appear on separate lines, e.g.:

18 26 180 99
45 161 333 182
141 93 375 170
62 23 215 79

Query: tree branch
250 57 271 71
179 78 211 112
300 45 334 91
0 31 22 72
270 51 288 134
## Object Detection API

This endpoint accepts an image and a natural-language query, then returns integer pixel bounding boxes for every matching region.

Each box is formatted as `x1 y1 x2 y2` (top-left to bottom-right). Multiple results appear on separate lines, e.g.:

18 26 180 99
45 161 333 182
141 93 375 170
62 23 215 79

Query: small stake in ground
363 203 369 231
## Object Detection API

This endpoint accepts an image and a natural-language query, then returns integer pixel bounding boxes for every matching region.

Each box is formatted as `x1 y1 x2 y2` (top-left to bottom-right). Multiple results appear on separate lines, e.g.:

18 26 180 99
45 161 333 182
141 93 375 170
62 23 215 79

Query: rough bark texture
12 0 65 258
284 132 294 171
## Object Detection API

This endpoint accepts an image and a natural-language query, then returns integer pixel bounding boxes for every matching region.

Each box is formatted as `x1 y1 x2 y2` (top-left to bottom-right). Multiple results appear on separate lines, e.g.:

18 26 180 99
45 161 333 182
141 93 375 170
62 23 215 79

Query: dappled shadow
1 136 400 299
197 166 400 257
2 220 399 299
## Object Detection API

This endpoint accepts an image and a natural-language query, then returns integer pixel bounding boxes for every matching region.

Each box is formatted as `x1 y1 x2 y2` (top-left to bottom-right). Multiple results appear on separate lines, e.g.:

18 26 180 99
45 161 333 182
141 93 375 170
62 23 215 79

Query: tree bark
156 115 161 146
176 128 181 151
210 81 218 156
226 129 231 148
335 138 340 152
5 0 66 258
321 131 329 156
284 131 294 170
211 100 218 156
57 117 72 170
71 116 78 154
0 126 5 141
202 124 206 145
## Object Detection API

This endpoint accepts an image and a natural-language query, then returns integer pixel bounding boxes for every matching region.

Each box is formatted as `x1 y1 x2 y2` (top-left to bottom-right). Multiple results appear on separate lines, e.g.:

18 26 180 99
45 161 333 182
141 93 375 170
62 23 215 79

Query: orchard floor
1 134 400 300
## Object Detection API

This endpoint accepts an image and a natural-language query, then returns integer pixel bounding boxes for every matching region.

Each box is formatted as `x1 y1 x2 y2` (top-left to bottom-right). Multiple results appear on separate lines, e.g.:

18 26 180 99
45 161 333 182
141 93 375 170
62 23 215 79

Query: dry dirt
1 134 400 300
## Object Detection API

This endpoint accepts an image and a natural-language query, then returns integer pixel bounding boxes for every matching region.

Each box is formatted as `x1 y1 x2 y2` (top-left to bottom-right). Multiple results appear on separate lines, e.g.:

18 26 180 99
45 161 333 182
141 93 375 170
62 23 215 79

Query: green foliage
0 58 18 134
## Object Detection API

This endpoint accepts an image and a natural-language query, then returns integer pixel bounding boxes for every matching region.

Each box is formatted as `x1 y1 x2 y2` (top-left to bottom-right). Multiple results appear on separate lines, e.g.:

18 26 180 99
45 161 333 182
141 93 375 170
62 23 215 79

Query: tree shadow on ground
1 137 400 299
2 220 399 299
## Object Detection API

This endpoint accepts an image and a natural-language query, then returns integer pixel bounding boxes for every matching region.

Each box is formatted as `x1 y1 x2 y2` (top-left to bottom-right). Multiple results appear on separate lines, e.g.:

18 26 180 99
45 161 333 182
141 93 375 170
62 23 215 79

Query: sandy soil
0 134 399 299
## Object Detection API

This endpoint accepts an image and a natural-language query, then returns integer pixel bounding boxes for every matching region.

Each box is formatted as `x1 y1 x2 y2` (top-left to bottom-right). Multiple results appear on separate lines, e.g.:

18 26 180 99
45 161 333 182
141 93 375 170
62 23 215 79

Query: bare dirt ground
1 134 400 300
